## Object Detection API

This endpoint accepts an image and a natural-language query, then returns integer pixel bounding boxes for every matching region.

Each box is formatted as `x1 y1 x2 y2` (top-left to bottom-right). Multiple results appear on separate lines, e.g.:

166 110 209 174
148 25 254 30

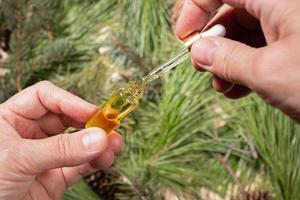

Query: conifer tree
0 1 299 200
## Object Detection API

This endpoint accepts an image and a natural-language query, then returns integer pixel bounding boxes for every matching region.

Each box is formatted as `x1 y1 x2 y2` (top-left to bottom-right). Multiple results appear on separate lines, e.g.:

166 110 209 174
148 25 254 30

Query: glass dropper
142 24 226 85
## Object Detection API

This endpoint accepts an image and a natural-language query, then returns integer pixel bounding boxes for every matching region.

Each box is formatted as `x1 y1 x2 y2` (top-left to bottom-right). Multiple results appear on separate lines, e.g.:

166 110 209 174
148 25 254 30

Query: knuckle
218 43 240 83
36 80 54 89
35 81 57 106
249 49 272 90
56 134 74 162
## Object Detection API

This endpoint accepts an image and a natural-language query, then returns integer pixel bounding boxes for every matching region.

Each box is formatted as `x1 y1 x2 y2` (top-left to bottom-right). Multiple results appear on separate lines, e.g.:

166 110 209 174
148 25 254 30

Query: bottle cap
182 24 226 48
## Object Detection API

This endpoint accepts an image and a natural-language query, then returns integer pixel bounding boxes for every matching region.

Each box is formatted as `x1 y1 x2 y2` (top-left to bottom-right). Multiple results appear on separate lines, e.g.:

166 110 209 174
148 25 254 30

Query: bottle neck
107 80 144 120
120 80 144 103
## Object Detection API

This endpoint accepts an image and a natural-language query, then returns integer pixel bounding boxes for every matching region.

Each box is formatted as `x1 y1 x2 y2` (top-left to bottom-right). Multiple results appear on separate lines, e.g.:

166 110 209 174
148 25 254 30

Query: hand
176 0 300 122
0 81 123 200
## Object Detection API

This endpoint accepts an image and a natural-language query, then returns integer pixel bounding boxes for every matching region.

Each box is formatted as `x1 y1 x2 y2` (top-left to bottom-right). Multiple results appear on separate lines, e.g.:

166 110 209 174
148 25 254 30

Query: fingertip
64 98 98 123
192 0 223 13
223 85 252 99
191 38 216 69
175 0 210 39
82 128 109 153
108 132 123 153
90 149 115 170
191 58 207 72
212 76 234 93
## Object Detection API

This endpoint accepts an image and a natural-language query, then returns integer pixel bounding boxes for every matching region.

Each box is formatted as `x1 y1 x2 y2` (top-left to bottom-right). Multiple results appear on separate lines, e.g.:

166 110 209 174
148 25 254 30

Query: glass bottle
85 80 144 133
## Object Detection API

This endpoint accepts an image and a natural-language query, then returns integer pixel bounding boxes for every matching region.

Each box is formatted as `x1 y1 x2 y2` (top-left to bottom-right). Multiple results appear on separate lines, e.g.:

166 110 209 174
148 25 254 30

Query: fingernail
82 128 107 152
192 38 217 66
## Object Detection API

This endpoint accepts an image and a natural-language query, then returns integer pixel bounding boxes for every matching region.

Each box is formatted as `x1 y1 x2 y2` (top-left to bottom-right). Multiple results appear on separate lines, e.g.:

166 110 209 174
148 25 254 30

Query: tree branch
215 153 247 197
15 0 22 91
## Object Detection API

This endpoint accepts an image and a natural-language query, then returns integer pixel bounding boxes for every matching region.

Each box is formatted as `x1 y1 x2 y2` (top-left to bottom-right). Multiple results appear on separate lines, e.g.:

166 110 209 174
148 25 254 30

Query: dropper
142 24 226 85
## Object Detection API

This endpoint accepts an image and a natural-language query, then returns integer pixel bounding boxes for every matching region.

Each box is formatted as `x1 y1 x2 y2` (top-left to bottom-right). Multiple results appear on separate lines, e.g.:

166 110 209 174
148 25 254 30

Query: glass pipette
142 24 226 85
85 25 226 132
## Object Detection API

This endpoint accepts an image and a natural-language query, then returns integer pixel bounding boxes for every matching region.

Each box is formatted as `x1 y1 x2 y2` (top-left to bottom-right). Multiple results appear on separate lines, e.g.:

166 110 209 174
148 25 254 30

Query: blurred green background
0 0 299 199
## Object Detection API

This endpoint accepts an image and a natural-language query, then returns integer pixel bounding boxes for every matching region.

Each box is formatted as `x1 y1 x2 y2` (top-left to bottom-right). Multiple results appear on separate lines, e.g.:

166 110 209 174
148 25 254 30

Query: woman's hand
0 81 123 199
176 0 300 122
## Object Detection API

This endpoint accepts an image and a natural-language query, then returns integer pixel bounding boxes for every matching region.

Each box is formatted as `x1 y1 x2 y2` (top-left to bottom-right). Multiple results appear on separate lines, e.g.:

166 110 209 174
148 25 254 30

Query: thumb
191 37 258 87
22 128 108 173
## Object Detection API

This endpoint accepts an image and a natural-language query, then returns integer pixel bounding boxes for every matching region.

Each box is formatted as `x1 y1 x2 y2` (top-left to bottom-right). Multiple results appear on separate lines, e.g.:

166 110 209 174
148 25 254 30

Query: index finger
4 81 98 122
175 0 223 39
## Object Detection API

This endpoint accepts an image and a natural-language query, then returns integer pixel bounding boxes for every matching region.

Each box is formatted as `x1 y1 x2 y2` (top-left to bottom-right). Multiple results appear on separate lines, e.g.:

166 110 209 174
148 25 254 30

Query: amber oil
85 80 144 133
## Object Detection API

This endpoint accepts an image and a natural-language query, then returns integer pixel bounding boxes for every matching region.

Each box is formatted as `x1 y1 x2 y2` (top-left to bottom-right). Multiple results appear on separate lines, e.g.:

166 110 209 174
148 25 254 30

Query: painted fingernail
82 128 107 152
191 38 217 67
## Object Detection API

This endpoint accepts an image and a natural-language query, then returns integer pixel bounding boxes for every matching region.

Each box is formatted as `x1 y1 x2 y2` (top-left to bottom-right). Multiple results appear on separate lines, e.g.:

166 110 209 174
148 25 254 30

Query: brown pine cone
231 189 272 200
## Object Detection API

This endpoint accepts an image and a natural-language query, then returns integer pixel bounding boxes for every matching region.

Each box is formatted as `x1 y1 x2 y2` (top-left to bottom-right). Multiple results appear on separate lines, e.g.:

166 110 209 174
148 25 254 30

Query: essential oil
85 80 144 133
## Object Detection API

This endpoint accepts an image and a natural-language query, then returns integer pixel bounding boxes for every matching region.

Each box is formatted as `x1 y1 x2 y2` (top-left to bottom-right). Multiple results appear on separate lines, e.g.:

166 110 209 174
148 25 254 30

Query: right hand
176 0 300 122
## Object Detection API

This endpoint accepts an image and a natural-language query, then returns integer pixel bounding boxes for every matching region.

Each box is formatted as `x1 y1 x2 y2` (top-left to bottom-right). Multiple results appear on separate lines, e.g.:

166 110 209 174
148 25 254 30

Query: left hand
0 81 123 200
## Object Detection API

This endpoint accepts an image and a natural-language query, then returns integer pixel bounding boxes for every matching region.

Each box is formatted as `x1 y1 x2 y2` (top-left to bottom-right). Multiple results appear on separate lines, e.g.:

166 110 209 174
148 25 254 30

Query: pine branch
44 8 53 40
15 0 22 91
111 36 146 70
215 153 247 196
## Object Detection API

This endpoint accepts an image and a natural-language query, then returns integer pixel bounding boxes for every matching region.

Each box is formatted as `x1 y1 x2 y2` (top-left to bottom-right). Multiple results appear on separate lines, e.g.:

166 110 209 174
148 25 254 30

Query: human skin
176 0 300 122
0 81 123 200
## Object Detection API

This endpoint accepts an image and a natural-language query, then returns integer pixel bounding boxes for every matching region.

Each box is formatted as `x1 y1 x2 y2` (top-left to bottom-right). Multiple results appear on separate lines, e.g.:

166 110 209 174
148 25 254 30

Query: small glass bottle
85 80 144 133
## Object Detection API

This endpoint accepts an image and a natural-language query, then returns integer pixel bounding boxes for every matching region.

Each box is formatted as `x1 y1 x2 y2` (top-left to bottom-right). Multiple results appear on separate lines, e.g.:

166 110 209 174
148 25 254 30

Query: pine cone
231 189 272 200
84 170 120 200
0 29 11 61
0 29 11 52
